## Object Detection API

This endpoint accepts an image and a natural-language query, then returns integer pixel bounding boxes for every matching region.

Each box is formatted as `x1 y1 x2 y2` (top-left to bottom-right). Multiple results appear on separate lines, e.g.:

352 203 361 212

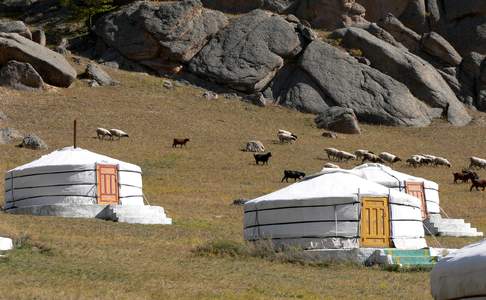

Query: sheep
469 156 486 169
354 149 370 160
172 138 190 148
470 178 486 191
336 150 356 162
109 128 129 140
434 156 451 168
278 129 293 136
406 157 420 168
254 152 272 165
278 132 297 144
324 147 340 160
281 170 306 182
362 152 385 164
379 152 402 164
96 127 112 140
410 155 432 167
322 163 340 169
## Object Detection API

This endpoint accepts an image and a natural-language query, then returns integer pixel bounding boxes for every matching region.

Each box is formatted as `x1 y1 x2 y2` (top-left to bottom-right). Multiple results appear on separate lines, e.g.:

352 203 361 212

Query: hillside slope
0 59 485 299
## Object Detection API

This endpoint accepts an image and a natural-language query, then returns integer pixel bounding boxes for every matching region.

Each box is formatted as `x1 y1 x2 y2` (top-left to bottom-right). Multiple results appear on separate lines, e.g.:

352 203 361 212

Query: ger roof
8 146 140 172
351 163 438 188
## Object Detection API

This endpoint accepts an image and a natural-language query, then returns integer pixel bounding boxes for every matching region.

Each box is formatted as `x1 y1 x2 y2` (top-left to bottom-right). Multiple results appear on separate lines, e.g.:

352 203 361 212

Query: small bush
327 38 342 47
193 239 245 257
13 233 52 255
348 48 363 57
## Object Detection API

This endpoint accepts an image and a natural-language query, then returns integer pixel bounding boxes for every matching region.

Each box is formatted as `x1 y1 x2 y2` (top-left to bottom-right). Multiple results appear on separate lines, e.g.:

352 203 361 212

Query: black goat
281 170 306 182
254 152 272 165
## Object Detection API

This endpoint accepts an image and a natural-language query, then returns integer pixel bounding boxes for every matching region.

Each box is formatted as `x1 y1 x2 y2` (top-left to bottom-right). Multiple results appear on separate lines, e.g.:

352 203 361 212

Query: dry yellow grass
0 57 485 299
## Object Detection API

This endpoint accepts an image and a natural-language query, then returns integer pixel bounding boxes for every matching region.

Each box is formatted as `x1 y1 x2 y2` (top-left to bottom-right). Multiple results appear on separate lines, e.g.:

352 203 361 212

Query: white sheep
278 129 293 136
278 132 297 144
336 150 356 162
109 128 129 140
469 156 486 169
96 127 112 140
324 147 340 160
434 156 451 167
322 162 340 170
379 152 402 164
354 149 370 159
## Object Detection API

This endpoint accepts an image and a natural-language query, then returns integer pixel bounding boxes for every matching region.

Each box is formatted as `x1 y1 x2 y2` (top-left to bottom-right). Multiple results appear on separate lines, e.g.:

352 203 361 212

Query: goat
278 133 297 144
172 138 190 148
379 152 402 164
469 156 486 169
470 178 486 191
109 128 129 140
254 152 272 165
362 152 385 164
324 148 340 160
434 157 451 168
336 150 356 162
96 127 112 140
281 170 306 182
453 170 478 183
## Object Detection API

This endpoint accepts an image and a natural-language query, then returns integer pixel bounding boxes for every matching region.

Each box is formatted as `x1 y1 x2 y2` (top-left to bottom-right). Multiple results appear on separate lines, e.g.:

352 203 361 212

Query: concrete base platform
425 214 483 237
6 204 172 225
0 237 13 251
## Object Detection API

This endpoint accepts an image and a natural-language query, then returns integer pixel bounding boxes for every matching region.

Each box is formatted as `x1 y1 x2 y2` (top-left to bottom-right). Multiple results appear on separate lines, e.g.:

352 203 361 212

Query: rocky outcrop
0 127 23 145
31 28 46 46
266 41 433 126
0 33 76 87
378 14 421 52
315 107 361 134
189 9 303 92
94 0 227 73
201 0 296 13
244 140 265 152
338 27 471 126
0 60 44 91
17 133 47 150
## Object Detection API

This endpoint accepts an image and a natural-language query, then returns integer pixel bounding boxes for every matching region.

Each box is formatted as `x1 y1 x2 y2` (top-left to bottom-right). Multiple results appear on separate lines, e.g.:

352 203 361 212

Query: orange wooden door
97 164 119 205
405 181 427 220
360 197 391 248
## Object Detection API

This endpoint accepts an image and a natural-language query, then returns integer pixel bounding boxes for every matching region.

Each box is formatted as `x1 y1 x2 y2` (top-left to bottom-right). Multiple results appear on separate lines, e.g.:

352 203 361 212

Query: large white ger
350 163 440 218
244 169 427 250
431 239 486 300
4 147 171 224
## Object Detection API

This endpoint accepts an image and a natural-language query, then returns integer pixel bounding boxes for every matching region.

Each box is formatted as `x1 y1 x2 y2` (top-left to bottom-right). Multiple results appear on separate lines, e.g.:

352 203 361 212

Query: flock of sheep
96 128 129 140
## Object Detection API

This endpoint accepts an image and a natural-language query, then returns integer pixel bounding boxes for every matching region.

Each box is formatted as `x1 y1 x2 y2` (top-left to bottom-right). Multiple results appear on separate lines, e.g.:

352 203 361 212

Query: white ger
244 168 427 251
4 146 171 225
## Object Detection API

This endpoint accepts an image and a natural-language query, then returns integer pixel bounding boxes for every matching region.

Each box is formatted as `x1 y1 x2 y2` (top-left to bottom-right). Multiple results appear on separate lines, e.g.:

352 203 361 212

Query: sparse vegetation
0 56 485 298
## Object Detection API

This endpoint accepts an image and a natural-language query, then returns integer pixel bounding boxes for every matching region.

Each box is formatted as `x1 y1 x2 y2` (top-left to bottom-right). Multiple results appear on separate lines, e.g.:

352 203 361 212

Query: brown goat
172 138 190 148
470 178 486 191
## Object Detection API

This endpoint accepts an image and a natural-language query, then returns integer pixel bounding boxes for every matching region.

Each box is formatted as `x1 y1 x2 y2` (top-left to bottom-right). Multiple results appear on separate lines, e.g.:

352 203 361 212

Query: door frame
359 196 392 248
96 163 120 205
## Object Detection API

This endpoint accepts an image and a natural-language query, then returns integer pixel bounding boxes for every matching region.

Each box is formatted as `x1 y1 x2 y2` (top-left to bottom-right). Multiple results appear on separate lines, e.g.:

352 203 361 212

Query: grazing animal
362 152 385 163
354 149 370 160
172 138 190 148
109 128 129 140
281 170 306 182
278 133 297 144
324 147 340 160
470 178 486 191
322 163 340 169
469 156 486 169
336 150 356 162
254 152 272 165
434 157 451 168
232 199 248 206
379 152 402 164
406 157 420 168
96 127 112 140
409 155 432 167
453 170 479 183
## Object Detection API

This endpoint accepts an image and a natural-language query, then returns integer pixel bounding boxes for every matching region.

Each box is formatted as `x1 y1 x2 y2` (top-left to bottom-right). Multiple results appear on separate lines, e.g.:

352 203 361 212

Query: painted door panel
97 164 119 205
405 181 427 220
360 197 391 248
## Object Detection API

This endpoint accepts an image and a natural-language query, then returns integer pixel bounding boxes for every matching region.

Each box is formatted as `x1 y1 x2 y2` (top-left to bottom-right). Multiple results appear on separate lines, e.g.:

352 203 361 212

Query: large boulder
295 0 368 30
266 41 433 127
0 20 32 40
339 27 471 126
201 0 296 13
0 33 76 87
314 107 361 134
357 0 410 22
0 60 44 91
377 14 421 52
457 52 485 107
94 0 227 72
189 9 303 92
0 127 23 144
244 140 265 152
31 28 46 46
421 32 462 67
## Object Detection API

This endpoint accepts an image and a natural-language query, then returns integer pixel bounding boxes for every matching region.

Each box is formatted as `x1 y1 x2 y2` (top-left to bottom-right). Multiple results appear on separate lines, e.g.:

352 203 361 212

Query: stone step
434 219 466 225
383 249 431 257
111 205 172 225
438 230 483 237
390 255 436 266
435 223 472 232
117 216 172 225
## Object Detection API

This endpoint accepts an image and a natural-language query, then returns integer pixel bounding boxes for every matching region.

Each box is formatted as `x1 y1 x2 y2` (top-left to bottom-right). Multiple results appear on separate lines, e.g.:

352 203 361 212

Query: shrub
348 48 363 57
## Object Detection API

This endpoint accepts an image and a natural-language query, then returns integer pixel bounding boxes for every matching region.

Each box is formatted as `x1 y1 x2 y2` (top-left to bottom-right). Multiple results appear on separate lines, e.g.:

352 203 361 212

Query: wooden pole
73 119 77 149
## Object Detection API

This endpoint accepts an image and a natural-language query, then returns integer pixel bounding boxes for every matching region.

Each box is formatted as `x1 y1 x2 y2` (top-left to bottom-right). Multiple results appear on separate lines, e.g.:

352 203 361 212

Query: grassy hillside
0 57 484 299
